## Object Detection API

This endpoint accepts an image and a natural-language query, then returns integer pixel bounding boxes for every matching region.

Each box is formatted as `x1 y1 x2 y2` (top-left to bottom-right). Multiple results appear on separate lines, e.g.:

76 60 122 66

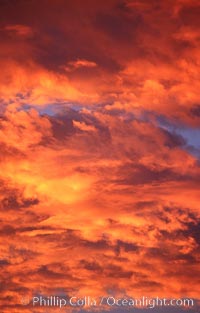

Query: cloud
4 24 33 37
73 120 97 132
0 61 98 107
0 0 200 312
65 59 97 72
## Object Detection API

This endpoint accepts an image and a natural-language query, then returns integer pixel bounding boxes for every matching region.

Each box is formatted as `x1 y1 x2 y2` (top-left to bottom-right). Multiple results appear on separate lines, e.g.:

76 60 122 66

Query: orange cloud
4 24 33 37
65 59 97 72
0 0 200 312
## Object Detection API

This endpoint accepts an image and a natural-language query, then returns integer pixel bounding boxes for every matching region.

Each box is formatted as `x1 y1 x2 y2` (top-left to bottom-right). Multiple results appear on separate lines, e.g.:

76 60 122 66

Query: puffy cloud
65 59 98 72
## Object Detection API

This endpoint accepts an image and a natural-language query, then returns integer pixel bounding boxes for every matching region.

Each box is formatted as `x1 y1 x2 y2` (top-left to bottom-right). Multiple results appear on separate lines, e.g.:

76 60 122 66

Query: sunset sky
0 0 200 312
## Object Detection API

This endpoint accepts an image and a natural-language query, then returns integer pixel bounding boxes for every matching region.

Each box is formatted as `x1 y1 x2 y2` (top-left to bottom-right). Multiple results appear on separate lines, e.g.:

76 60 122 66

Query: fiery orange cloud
0 1 200 313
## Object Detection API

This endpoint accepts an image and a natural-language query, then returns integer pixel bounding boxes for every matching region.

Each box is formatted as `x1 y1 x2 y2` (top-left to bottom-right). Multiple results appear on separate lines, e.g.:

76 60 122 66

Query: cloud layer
0 1 200 312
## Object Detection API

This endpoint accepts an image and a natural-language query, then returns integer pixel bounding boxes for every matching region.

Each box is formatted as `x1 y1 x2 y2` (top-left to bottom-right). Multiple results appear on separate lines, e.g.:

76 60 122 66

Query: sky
0 0 200 312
